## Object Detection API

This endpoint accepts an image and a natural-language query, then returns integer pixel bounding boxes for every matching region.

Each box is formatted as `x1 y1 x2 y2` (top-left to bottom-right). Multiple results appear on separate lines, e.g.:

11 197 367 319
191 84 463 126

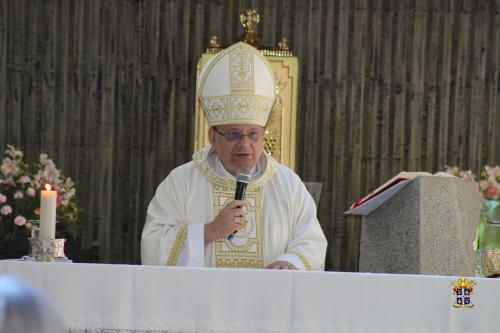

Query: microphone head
236 168 251 183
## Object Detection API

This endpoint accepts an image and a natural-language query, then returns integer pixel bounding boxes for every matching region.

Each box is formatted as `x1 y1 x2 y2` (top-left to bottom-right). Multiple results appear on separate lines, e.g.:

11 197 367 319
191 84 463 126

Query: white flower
0 193 6 204
39 153 49 165
14 191 23 199
0 205 12 215
65 177 74 188
65 188 75 198
444 165 460 177
6 145 23 159
14 215 26 226
26 188 36 197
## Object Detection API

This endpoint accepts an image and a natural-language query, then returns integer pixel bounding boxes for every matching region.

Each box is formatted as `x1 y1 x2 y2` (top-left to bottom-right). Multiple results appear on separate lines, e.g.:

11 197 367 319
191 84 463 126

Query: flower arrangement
444 165 500 200
0 145 80 245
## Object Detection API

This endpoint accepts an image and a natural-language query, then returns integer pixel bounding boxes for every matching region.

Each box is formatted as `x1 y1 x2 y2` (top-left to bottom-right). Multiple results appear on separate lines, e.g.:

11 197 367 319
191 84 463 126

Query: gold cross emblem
240 9 260 33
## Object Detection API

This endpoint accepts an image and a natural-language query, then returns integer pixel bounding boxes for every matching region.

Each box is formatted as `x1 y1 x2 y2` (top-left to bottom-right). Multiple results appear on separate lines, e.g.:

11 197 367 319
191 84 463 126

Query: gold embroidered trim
215 257 263 268
290 251 312 271
166 226 188 266
203 95 274 127
212 186 265 269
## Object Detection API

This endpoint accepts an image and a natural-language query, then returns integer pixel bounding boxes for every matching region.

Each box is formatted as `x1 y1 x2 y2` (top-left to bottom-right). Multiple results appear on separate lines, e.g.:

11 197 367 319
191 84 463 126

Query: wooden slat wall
0 0 499 270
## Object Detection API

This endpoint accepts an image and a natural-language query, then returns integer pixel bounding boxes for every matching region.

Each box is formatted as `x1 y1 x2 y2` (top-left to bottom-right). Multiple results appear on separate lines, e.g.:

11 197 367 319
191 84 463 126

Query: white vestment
141 146 327 270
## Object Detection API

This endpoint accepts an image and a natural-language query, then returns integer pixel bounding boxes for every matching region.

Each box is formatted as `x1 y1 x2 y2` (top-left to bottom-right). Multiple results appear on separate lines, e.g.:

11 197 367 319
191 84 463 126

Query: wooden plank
0 0 8 149
327 0 350 269
408 0 426 171
391 0 409 174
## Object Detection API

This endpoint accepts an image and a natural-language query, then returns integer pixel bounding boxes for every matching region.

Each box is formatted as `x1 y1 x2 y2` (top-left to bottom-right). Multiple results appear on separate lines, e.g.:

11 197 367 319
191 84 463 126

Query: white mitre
198 41 277 127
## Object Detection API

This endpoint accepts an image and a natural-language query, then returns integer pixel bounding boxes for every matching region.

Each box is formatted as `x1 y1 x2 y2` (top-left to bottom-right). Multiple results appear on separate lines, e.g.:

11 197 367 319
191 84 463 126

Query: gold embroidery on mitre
198 42 277 127
230 52 254 93
166 226 188 266
290 251 312 271
203 95 274 127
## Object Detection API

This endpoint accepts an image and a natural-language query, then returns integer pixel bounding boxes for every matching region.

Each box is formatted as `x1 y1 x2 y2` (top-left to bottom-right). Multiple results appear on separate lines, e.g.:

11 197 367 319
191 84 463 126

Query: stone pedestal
359 176 482 276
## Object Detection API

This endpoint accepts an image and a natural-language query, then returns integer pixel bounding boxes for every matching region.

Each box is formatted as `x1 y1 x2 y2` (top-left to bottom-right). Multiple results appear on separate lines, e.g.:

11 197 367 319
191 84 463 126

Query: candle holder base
27 238 71 262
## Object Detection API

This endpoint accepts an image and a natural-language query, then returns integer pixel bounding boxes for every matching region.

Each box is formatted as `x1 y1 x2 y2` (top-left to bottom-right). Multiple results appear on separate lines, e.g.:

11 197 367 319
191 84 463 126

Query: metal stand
26 238 71 262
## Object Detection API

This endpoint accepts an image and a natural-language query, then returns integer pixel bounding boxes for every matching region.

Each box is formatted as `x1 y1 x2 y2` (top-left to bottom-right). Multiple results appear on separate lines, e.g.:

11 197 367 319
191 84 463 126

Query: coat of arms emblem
451 277 476 308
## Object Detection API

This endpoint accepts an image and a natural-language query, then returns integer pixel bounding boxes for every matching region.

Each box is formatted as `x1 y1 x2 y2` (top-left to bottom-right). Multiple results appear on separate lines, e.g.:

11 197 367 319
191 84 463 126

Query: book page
356 171 432 206
345 171 437 216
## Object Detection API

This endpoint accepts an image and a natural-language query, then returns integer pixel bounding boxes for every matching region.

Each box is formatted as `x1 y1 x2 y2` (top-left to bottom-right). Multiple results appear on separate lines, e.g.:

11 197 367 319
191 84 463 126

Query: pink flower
18 175 31 183
0 193 6 204
0 205 12 215
44 164 60 183
26 188 36 197
1 158 19 176
0 178 15 187
459 170 475 182
14 215 26 226
13 190 23 199
490 182 500 200
479 180 490 192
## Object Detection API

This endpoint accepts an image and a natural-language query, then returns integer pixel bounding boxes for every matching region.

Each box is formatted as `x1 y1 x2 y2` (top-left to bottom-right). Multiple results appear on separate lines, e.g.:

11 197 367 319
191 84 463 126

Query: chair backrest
304 182 323 206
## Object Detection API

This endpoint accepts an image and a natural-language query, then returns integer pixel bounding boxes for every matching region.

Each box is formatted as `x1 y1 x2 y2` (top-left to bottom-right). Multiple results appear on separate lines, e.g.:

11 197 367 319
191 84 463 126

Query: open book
344 171 453 215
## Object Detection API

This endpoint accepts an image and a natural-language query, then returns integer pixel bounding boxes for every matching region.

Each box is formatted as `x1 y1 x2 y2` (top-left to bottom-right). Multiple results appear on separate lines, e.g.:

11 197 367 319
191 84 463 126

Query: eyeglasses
213 127 265 142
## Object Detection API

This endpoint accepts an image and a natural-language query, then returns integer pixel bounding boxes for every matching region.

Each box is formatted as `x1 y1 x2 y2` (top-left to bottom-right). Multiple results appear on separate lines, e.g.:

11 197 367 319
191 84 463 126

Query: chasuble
141 146 327 270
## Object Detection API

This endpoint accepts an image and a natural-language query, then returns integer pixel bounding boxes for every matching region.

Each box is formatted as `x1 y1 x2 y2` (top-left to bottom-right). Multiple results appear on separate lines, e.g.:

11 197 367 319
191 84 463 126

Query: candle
40 184 57 239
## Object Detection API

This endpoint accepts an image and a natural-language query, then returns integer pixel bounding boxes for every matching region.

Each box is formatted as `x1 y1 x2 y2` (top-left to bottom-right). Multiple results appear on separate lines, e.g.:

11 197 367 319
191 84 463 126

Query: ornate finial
278 38 289 51
207 35 221 52
264 129 278 156
239 9 260 46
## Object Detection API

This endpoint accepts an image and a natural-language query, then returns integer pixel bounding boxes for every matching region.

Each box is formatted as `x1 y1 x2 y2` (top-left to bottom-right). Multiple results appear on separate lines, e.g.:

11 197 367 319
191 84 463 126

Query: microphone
234 168 250 200
228 168 250 240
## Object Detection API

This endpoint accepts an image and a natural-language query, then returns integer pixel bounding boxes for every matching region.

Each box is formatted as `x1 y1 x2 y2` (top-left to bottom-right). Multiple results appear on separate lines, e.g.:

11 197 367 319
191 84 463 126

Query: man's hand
266 261 297 270
204 200 245 245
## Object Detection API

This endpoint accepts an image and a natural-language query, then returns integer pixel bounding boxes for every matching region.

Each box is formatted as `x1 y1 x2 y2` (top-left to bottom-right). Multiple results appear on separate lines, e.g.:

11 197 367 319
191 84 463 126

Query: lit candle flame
45 184 52 191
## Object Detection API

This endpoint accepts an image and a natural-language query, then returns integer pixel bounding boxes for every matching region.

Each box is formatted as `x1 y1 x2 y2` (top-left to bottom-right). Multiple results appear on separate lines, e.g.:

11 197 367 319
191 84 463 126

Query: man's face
208 124 265 175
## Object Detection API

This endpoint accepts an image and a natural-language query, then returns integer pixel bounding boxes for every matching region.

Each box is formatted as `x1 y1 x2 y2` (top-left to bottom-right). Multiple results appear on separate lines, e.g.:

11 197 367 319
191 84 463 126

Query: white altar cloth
0 261 498 333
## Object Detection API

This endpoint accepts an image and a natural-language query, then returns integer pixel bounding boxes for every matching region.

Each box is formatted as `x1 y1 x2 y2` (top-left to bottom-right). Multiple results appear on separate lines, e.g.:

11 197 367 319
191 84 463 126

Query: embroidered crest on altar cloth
451 277 476 308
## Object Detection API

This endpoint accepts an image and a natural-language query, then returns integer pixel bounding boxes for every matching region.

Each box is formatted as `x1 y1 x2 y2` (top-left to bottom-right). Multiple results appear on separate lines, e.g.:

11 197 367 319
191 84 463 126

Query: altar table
0 261 498 333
